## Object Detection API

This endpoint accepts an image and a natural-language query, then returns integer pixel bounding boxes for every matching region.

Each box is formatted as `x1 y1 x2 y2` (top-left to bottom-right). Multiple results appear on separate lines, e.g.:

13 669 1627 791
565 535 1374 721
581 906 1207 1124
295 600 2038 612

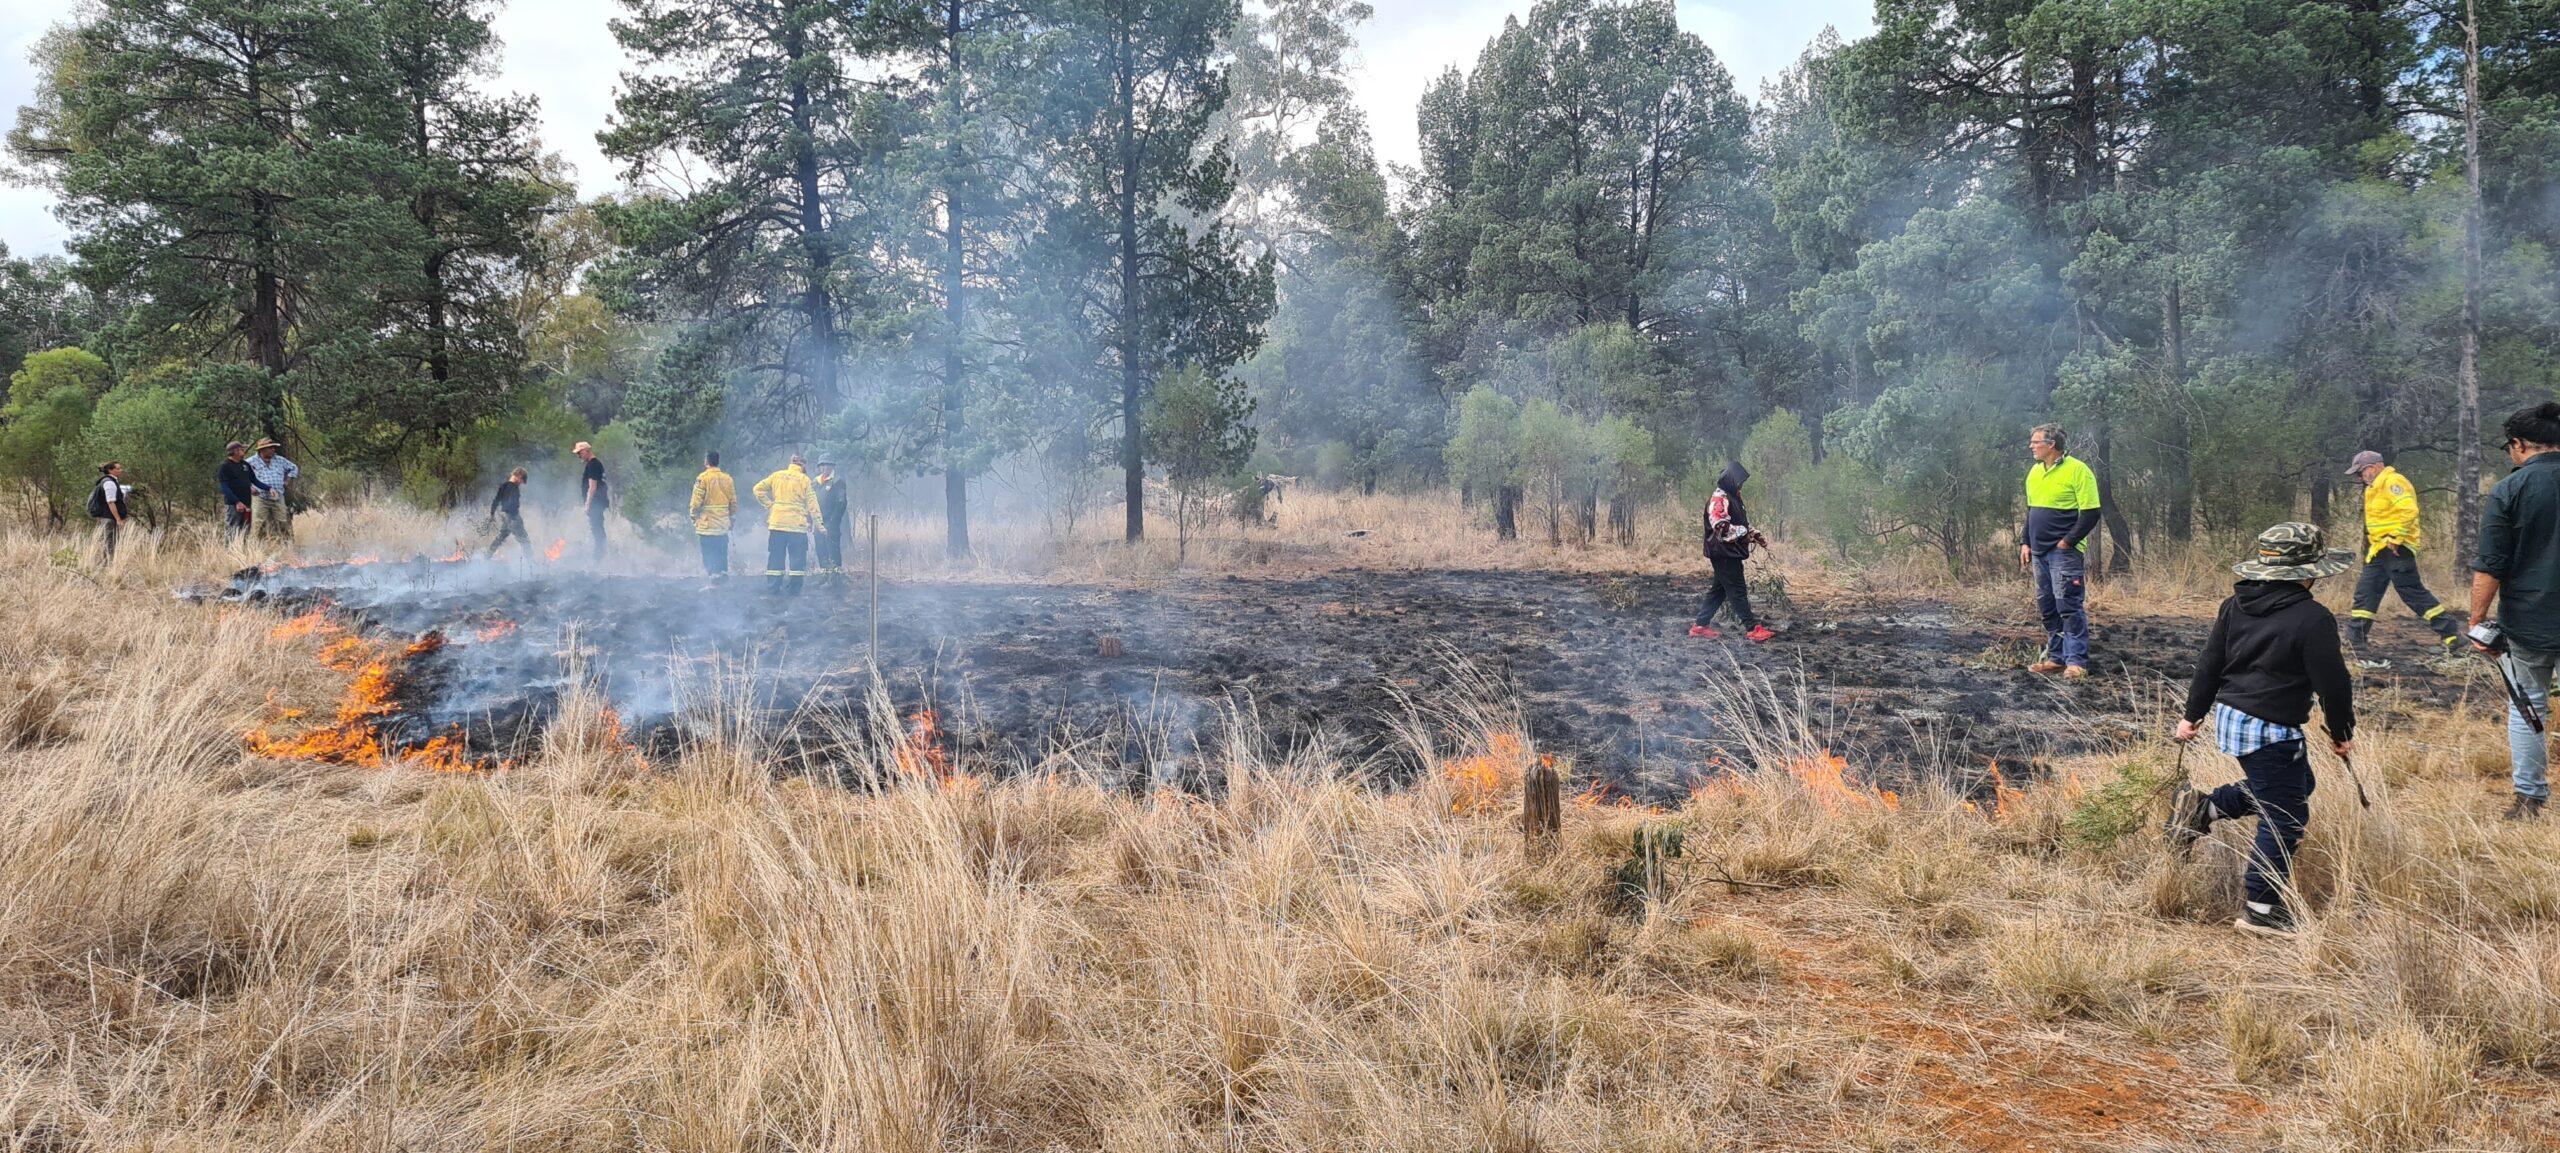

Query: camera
2469 621 2508 652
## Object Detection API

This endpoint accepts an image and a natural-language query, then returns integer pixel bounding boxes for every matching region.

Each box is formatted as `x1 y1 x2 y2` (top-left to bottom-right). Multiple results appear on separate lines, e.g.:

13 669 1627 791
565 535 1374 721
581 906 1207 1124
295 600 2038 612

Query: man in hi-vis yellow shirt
2344 449 2461 669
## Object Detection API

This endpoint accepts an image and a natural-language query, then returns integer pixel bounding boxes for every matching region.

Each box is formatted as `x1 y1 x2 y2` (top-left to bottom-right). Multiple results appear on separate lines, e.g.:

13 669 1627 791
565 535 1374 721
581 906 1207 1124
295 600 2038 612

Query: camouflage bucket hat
2233 522 2353 581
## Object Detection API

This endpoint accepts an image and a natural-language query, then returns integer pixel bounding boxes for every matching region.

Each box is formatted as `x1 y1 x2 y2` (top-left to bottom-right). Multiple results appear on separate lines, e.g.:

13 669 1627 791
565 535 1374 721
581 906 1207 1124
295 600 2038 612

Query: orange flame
544 538 567 562
1786 751 1901 813
1962 760 2026 819
246 627 473 773
893 708 971 788
438 547 468 563
317 635 373 670
1573 775 1664 812
473 618 519 642
269 609 337 642
1440 730 1528 814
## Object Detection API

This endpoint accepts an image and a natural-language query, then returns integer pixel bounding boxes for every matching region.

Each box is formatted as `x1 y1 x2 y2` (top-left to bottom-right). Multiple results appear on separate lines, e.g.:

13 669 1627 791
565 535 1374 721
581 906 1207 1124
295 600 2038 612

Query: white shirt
248 453 298 497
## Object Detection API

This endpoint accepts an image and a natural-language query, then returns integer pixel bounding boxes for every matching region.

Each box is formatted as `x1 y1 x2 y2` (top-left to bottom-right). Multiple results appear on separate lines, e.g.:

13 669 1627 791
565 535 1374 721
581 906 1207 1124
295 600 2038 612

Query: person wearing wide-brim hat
2165 522 2356 938
247 437 299 543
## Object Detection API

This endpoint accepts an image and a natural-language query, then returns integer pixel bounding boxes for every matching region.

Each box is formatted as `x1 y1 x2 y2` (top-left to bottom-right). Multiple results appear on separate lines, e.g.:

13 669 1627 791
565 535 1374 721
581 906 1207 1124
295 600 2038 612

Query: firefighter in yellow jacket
2345 449 2461 667
688 452 737 581
753 454 824 596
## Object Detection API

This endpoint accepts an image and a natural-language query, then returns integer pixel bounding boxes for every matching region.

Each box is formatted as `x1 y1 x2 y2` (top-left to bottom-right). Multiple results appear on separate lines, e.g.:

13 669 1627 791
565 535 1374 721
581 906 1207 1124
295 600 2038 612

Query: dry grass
3 514 2556 1151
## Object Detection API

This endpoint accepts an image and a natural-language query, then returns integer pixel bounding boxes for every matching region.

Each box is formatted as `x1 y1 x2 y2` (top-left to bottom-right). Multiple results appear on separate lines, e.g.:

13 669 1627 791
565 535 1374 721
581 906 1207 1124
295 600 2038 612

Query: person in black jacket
485 467 531 558
1691 461 1774 642
2167 522 2356 938
216 441 262 546
811 460 849 575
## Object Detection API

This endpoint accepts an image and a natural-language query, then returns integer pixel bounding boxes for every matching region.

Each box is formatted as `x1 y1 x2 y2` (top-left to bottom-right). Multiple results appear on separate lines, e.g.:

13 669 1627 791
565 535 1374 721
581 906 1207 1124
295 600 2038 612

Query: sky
0 0 1874 260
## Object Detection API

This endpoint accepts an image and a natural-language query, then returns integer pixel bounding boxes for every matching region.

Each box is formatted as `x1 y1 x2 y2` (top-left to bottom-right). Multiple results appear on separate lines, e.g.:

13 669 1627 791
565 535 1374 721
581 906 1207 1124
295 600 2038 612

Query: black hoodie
2183 580 2355 741
1703 461 1752 559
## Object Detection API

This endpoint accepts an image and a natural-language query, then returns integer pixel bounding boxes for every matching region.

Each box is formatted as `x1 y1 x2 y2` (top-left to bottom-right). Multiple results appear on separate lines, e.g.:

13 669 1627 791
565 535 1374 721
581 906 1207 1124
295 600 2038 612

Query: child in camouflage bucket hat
2165 523 2357 937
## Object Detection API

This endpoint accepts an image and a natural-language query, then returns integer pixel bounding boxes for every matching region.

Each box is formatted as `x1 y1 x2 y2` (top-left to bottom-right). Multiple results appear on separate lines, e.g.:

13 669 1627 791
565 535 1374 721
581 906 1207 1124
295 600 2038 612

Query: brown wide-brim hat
252 438 282 451
2233 521 2354 581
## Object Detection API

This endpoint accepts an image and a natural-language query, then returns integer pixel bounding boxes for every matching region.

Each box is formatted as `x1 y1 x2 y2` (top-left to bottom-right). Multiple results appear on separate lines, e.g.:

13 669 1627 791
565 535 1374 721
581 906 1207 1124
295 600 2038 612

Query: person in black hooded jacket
2167 522 2356 938
1691 461 1774 641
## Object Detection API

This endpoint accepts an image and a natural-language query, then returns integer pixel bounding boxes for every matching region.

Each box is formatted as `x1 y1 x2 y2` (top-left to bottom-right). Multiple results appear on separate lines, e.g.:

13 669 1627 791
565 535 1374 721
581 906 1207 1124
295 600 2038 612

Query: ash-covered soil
224 560 2486 796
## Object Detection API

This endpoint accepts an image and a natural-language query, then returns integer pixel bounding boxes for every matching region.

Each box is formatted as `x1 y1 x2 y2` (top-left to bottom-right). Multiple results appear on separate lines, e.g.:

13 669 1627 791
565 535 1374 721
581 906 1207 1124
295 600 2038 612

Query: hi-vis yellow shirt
2363 465 2421 559
754 464 823 534
689 467 736 535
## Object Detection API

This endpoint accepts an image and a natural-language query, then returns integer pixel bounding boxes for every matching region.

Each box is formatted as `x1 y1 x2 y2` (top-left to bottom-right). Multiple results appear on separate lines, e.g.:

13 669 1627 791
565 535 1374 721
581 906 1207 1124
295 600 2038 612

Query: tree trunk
2161 278 2193 540
2093 418 2134 574
786 22 840 417
410 82 451 410
2455 0 2486 556
1495 484 1519 540
244 50 287 442
1116 16 1145 544
941 0 971 559
250 189 288 441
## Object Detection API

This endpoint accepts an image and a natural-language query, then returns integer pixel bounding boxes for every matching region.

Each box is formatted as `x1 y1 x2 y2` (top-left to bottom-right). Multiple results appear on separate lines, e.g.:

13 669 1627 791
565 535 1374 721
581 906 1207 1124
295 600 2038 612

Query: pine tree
598 0 892 436
869 0 1048 557
1036 0 1273 542
10 0 410 441
371 0 556 446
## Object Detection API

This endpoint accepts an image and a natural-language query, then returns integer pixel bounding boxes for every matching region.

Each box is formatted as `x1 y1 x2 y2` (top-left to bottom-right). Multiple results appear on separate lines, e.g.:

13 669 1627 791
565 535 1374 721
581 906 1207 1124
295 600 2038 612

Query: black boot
2236 900 2298 938
2165 784 2216 858
2506 794 2547 822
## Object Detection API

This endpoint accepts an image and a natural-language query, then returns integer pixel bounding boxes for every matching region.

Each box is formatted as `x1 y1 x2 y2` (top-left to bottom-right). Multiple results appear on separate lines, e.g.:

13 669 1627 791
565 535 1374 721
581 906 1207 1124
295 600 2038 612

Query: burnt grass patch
221 560 2480 800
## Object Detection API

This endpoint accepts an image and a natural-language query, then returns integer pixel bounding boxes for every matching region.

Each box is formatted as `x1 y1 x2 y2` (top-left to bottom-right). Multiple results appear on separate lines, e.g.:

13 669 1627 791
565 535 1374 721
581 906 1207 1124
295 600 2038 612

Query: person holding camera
2470 402 2560 822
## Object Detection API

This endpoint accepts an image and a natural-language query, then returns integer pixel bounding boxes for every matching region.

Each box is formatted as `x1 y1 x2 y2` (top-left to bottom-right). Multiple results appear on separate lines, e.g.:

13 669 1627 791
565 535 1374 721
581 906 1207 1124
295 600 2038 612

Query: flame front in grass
269 609 337 642
894 708 971 788
245 651 400 766
1961 760 2026 819
1786 751 1901 813
473 617 519 642
1441 730 1528 814
544 538 567 562
246 622 473 773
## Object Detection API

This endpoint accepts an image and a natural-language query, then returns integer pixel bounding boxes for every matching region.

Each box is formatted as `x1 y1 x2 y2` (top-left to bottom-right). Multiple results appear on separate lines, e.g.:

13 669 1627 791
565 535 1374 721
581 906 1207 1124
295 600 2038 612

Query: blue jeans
2033 547 2089 666
2208 740 2315 908
2507 643 2554 800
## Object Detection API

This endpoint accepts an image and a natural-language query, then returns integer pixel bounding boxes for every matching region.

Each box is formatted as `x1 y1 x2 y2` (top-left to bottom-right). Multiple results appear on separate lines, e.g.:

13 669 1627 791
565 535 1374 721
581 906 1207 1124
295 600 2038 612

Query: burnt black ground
223 560 2489 797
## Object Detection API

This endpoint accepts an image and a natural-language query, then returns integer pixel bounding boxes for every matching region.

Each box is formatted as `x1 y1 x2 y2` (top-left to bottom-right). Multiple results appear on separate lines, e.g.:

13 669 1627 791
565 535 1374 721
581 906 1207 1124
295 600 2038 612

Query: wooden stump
1522 756 1562 858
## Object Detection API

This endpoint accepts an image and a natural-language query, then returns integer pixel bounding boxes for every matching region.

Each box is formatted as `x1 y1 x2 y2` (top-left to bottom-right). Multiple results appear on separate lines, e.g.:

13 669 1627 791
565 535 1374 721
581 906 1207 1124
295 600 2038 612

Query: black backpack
87 479 110 519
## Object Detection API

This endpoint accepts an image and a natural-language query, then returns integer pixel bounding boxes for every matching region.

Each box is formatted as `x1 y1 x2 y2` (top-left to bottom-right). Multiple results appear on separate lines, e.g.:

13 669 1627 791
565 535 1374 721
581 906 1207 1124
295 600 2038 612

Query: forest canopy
4 0 2555 567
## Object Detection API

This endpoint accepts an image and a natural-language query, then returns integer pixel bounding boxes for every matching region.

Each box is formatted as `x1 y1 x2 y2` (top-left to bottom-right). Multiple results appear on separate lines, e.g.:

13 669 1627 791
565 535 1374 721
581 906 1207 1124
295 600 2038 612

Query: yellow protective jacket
754 464 824 534
2363 465 2422 559
689 467 737 535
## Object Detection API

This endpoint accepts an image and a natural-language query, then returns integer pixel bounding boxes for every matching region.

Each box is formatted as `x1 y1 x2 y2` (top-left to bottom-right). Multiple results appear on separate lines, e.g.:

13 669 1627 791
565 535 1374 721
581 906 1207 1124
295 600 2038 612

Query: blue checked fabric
2211 703 2303 757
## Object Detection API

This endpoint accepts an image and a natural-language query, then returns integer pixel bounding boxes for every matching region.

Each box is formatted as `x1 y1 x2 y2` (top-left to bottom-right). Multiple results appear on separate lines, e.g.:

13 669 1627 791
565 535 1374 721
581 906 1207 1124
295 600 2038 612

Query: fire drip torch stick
867 513 880 670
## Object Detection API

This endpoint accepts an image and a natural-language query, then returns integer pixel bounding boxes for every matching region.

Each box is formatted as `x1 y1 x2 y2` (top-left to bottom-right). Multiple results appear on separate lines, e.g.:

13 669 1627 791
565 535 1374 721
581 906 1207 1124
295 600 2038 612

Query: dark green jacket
2476 451 2560 651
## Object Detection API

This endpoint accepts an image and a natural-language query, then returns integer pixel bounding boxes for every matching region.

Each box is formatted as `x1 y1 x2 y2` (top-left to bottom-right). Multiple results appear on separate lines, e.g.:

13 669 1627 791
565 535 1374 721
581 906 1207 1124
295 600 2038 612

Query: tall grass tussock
0 511 2553 1151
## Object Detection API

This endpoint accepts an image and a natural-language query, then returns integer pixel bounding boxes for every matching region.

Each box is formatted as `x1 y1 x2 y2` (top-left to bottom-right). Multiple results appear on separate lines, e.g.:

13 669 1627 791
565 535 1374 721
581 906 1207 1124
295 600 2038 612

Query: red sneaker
1689 625 1722 639
1745 625 1778 643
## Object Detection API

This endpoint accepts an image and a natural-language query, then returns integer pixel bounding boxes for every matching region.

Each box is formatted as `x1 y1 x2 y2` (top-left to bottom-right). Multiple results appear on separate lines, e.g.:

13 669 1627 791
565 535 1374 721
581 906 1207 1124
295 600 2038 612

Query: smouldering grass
0 515 2551 1150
